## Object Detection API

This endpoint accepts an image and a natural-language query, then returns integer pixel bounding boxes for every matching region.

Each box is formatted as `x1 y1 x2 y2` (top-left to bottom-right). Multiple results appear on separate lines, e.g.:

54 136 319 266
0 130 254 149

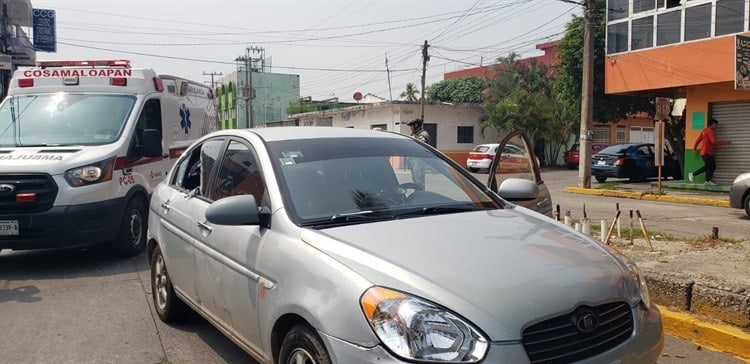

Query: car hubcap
288 348 316 364
129 209 143 246
154 256 168 310
130 210 143 245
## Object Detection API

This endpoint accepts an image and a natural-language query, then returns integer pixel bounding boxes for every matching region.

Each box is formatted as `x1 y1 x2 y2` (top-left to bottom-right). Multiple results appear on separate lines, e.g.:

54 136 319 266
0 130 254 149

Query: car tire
567 163 577 170
113 198 147 257
744 194 750 217
467 167 478 173
151 245 188 323
279 324 332 364
595 175 607 183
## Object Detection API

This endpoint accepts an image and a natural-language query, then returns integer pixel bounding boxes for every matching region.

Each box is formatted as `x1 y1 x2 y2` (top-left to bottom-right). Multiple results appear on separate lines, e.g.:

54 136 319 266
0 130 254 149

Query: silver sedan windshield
267 137 501 226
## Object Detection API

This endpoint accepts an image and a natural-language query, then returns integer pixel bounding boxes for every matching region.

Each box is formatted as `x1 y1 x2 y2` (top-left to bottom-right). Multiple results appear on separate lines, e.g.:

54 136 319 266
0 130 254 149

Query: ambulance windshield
0 93 136 147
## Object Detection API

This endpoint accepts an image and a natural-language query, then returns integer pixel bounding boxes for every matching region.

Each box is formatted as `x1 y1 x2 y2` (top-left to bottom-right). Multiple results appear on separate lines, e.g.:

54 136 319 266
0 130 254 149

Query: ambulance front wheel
113 197 147 257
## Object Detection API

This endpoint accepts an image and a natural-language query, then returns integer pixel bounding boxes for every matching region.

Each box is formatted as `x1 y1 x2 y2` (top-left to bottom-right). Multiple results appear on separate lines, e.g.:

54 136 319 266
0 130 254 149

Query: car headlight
360 286 488 363
620 255 651 309
65 157 115 187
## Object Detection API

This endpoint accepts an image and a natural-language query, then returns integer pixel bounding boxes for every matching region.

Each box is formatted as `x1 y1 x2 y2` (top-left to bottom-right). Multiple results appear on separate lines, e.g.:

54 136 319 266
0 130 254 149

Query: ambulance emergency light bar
35 60 131 69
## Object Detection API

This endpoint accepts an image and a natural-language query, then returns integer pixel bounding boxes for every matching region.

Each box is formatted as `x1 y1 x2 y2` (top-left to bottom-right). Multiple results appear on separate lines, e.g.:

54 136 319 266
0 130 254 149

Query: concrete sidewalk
563 180 749 362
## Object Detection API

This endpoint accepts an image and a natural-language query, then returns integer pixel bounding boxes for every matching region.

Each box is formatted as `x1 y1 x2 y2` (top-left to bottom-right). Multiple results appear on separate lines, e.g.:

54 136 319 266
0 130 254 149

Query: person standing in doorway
689 118 731 185
405 118 430 187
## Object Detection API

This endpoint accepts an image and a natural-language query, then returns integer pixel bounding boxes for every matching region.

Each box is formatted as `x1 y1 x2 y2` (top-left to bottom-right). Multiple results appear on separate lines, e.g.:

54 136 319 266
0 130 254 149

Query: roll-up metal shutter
709 101 750 185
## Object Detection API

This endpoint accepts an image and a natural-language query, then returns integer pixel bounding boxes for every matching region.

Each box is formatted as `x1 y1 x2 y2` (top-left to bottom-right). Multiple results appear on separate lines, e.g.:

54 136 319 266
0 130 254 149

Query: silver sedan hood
302 207 638 341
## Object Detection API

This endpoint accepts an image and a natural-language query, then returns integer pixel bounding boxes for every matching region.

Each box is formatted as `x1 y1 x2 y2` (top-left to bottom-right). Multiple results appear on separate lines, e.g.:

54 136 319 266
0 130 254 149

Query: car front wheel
151 246 188 323
113 198 147 257
595 175 607 183
744 194 750 217
279 324 331 364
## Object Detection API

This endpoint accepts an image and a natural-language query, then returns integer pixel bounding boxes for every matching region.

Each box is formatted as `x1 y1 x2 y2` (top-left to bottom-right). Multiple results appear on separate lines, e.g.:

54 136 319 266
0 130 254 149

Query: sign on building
736 34 750 90
32 8 56 52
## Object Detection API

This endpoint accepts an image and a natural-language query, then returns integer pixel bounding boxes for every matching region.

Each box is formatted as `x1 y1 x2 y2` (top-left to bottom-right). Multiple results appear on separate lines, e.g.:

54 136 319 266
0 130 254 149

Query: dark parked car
564 142 608 169
592 143 682 183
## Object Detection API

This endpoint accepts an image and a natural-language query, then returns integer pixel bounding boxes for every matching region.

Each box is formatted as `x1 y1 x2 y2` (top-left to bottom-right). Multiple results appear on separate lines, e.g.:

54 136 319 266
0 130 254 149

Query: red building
443 41 561 80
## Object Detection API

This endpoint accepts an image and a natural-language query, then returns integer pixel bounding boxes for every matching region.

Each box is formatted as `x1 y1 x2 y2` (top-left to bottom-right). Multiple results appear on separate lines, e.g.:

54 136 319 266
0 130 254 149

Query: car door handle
160 202 171 212
197 220 213 233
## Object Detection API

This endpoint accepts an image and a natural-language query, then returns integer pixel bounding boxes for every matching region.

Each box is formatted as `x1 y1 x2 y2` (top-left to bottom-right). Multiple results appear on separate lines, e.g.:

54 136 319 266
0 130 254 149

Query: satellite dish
353 92 363 101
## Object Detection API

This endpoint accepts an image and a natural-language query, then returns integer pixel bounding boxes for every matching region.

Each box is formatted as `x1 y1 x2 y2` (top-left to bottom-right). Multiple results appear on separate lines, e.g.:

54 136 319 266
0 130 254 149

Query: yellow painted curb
563 187 731 208
659 305 750 361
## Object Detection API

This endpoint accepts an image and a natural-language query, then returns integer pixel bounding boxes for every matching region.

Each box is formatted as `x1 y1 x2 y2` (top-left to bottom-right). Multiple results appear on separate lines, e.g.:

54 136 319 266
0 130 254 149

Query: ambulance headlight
65 157 115 187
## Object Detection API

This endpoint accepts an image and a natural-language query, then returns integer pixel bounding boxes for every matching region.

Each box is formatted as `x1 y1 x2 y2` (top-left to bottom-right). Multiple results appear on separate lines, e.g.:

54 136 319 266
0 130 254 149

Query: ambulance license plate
0 220 19 236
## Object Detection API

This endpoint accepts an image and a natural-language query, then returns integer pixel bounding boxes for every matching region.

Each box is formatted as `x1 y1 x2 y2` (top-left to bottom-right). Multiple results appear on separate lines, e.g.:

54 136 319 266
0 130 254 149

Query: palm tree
400 83 420 102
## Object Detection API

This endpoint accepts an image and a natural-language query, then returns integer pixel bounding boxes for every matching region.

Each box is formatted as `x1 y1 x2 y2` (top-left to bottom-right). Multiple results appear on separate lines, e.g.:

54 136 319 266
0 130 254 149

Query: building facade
605 0 750 184
270 102 501 165
1 0 37 99
216 70 300 129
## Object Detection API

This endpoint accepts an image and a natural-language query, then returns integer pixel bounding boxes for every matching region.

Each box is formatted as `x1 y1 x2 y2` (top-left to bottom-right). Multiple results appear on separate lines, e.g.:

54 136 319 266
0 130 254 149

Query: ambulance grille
0 174 58 213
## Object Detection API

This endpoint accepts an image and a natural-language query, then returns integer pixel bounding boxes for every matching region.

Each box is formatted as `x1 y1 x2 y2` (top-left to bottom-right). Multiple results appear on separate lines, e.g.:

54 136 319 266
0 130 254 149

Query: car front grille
0 174 58 214
522 301 634 363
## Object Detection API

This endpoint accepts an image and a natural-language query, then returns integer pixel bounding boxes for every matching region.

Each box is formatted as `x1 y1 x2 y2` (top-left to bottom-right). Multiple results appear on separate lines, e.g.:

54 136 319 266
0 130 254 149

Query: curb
563 187 731 208
659 305 750 361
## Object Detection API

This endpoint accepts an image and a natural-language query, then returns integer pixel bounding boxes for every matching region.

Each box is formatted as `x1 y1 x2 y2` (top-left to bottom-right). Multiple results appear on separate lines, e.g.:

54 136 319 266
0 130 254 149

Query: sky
32 0 582 102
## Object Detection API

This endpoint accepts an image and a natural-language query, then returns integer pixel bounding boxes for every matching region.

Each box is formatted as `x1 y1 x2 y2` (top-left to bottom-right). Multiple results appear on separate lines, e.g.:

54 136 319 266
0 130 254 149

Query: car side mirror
205 195 261 226
141 129 163 157
497 178 539 201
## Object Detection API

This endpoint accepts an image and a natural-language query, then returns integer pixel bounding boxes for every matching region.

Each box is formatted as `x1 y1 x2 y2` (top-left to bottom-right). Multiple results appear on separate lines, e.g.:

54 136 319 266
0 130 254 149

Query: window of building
617 125 627 143
634 0 656 13
657 10 681 45
592 126 611 143
608 0 629 21
632 16 654 50
457 126 474 143
659 0 682 9
716 0 746 36
607 22 629 53
685 3 712 41
370 124 387 130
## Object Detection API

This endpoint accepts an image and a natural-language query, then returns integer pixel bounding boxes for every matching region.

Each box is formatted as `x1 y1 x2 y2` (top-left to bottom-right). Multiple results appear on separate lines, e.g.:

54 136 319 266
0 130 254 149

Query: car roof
208 126 410 142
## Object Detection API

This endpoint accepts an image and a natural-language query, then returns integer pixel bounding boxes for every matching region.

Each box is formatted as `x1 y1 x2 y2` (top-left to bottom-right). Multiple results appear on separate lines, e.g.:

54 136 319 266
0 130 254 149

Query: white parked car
147 127 662 364
466 143 499 172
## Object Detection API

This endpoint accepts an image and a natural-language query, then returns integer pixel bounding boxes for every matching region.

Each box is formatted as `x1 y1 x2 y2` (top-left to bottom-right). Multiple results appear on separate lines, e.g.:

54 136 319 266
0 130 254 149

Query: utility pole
420 40 430 119
202 71 222 89
385 54 393 102
245 58 253 128
578 0 595 188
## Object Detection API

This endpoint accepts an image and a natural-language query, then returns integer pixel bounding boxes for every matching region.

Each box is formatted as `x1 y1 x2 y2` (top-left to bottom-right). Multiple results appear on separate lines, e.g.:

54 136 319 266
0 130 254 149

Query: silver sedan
147 127 663 364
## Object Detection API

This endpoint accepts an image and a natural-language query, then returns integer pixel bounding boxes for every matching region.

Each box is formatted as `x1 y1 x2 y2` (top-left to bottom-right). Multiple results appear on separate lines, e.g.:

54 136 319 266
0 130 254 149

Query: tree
555 0 652 123
426 76 484 103
480 53 576 166
400 82 420 102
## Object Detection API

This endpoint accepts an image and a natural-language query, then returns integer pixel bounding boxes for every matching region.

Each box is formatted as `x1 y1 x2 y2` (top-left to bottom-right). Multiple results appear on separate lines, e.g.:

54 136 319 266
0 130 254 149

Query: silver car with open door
148 127 663 364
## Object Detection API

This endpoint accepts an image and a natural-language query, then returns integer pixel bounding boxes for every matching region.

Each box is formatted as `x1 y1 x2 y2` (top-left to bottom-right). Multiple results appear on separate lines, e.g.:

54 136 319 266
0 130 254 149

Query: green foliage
481 53 577 165
400 83 420 102
287 100 321 115
555 0 653 122
426 76 484 103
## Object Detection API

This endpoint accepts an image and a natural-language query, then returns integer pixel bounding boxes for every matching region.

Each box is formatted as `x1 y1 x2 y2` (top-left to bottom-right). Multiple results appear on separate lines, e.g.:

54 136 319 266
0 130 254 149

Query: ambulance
0 59 218 256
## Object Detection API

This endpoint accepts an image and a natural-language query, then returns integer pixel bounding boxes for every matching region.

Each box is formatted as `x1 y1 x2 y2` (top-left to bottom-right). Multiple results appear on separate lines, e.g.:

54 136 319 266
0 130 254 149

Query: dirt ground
608 235 750 293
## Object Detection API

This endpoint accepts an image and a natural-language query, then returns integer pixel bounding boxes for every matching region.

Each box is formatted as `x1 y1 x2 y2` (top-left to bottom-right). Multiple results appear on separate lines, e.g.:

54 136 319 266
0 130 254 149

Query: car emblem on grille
0 184 16 196
575 310 599 333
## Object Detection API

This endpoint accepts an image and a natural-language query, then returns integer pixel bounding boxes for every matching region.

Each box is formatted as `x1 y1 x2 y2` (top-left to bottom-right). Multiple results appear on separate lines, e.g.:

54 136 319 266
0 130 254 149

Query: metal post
577 0 595 188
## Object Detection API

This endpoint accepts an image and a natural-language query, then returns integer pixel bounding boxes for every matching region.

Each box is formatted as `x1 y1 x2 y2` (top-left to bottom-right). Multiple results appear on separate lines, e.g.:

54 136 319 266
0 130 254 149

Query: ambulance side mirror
141 129 163 157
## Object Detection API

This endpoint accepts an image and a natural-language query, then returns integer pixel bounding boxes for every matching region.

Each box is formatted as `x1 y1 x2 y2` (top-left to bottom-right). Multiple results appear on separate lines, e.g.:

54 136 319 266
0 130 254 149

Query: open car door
487 130 553 217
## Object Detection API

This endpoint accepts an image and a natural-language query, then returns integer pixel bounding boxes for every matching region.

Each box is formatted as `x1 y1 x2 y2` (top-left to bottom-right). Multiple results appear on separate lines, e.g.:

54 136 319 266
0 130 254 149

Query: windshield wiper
301 210 391 227
390 204 478 219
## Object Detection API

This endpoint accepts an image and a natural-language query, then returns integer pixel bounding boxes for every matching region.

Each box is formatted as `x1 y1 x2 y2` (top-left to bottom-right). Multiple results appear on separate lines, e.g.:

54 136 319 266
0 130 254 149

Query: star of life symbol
180 104 191 134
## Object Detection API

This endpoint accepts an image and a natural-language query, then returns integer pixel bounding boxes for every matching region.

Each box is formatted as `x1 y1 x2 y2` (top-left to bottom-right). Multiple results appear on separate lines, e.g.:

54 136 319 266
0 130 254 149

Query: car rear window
472 145 491 153
598 145 631 155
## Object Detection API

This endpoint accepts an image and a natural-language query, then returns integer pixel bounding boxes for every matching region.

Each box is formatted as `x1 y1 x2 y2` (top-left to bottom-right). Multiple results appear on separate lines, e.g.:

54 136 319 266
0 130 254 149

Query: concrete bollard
600 219 608 242
581 218 590 235
574 222 581 232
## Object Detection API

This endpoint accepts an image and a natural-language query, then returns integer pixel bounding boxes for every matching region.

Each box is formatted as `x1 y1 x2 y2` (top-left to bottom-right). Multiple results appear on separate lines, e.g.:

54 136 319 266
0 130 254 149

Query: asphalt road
1 167 747 363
